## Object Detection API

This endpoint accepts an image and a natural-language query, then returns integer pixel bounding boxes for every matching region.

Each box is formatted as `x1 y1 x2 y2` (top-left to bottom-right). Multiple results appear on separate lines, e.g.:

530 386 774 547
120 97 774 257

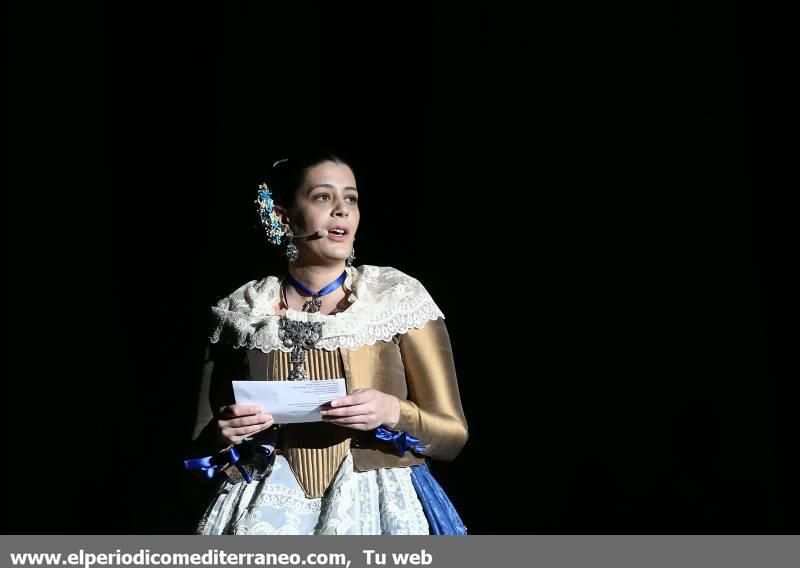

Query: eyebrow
306 183 358 194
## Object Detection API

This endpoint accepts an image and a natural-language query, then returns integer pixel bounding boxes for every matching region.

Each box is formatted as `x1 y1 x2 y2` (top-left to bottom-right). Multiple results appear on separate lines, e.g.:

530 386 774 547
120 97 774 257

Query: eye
346 195 359 204
313 193 331 202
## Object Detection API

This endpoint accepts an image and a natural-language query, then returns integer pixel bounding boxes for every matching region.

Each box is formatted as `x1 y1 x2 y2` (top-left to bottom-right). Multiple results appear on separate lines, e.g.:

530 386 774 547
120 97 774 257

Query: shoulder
212 275 281 318
208 274 282 348
350 264 421 289
349 265 442 313
348 265 446 343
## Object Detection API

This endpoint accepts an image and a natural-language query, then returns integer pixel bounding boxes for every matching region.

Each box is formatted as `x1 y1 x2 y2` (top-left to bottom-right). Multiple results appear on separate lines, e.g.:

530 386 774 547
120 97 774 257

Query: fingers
232 419 273 437
221 421 274 444
321 404 370 419
219 404 262 418
321 404 377 430
218 411 273 444
322 389 396 431
329 389 374 408
225 413 272 428
324 417 373 431
325 414 373 425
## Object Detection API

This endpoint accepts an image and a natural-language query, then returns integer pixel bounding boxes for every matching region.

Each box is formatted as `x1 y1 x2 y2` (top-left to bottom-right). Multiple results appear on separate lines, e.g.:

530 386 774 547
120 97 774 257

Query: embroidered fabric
197 453 429 535
209 265 445 352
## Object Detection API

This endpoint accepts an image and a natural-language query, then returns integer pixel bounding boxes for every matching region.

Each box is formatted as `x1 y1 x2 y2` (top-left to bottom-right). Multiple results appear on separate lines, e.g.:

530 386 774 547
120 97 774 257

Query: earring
346 244 356 267
283 228 299 263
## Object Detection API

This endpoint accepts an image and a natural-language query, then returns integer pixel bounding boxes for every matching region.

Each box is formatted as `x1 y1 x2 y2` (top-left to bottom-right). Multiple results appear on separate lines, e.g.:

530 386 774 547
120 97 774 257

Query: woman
187 150 468 535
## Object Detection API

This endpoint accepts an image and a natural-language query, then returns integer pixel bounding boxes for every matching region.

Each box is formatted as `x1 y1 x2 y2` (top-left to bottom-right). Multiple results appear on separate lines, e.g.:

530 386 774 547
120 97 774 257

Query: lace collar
209 265 445 352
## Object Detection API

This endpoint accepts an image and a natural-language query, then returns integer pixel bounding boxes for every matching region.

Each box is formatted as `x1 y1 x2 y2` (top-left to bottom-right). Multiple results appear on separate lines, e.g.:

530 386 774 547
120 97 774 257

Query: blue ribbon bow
184 446 251 483
374 427 428 455
184 441 275 484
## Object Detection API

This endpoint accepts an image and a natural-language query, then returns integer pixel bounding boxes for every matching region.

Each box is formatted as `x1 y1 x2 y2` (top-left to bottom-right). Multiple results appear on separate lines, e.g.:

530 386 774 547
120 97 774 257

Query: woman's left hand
320 388 400 431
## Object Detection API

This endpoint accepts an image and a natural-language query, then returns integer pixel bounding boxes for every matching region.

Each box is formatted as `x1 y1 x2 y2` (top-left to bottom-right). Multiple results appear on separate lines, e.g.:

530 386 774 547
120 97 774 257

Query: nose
332 198 349 217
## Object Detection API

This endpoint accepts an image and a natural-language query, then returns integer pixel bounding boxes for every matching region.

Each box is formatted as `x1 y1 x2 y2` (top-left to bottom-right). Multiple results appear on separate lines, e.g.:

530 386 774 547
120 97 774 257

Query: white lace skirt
197 453 430 535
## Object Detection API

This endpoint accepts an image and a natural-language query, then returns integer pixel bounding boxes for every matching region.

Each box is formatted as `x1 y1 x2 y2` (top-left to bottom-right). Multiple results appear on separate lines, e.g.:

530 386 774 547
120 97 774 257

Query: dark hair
268 149 354 210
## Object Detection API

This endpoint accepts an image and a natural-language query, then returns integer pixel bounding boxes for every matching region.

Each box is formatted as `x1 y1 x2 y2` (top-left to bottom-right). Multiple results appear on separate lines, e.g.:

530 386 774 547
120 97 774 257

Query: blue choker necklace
284 271 348 313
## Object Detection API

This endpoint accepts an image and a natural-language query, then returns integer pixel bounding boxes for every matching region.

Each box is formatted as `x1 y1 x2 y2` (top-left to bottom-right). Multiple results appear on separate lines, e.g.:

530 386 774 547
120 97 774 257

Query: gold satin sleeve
395 317 468 460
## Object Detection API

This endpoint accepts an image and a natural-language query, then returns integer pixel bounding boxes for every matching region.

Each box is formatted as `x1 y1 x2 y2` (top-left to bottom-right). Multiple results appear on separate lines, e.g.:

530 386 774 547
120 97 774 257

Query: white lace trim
209 265 445 352
198 454 428 535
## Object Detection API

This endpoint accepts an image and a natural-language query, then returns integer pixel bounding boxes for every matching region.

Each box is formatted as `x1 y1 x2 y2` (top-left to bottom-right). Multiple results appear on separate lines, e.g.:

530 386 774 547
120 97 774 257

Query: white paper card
232 379 347 424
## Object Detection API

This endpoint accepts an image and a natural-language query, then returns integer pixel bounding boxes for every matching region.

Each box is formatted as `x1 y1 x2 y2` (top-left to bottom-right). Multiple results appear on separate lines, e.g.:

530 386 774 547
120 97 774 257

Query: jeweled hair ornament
253 159 290 245
254 183 285 246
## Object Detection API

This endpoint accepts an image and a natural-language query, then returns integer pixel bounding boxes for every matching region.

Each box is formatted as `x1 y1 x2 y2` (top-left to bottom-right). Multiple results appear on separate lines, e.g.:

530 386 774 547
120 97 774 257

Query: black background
5 3 797 533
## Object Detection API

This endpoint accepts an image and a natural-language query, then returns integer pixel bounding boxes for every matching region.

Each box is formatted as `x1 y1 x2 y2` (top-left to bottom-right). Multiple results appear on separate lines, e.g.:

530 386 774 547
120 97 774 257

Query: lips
327 226 349 236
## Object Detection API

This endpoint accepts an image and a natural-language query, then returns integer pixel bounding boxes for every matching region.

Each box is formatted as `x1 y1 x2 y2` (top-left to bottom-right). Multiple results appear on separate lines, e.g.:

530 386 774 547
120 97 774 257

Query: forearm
396 318 468 460
395 399 468 460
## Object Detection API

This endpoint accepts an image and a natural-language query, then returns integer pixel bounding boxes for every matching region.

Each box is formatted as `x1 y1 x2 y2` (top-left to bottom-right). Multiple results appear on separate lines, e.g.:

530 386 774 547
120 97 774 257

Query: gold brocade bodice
270 348 351 498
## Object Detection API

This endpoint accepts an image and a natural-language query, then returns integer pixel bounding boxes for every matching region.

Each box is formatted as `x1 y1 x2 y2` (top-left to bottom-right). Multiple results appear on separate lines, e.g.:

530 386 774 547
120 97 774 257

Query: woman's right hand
215 405 273 446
